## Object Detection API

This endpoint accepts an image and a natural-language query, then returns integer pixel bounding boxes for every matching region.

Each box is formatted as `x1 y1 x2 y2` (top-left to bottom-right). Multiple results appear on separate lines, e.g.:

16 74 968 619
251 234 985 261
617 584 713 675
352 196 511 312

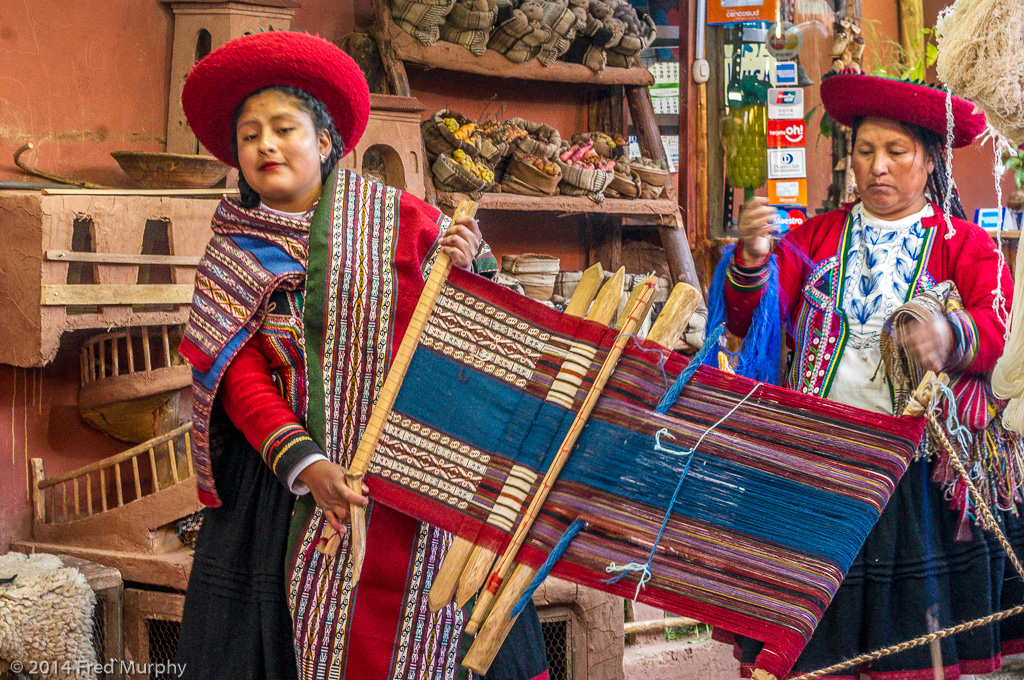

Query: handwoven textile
180 198 309 506
362 265 928 680
291 169 466 680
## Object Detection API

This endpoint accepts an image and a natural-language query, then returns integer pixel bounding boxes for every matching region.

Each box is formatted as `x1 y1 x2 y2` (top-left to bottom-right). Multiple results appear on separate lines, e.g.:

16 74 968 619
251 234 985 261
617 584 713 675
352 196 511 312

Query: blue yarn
702 244 782 385
656 323 725 415
510 519 587 618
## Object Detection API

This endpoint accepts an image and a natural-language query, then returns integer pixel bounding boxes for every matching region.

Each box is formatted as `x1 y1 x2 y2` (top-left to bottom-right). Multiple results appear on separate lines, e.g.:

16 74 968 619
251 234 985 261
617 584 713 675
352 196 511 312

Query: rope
943 86 956 239
788 602 1024 680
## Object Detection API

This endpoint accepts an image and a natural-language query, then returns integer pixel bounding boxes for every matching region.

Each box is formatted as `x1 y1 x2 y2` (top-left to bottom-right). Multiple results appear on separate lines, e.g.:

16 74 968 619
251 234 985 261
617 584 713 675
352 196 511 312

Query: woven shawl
180 198 309 507
289 169 466 680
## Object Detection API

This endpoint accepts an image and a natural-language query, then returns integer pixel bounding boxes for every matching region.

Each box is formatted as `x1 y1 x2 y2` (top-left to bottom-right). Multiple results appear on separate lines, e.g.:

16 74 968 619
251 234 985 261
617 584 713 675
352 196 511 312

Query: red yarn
182 31 370 167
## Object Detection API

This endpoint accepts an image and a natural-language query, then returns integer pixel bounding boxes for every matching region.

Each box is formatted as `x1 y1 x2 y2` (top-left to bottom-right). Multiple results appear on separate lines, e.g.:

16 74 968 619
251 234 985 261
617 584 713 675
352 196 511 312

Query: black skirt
177 429 298 680
733 458 1024 679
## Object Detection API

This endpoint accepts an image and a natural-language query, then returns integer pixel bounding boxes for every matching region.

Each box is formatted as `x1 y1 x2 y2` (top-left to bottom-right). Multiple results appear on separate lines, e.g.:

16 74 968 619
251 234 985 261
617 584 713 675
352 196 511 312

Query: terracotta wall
0 346 125 553
0 0 357 186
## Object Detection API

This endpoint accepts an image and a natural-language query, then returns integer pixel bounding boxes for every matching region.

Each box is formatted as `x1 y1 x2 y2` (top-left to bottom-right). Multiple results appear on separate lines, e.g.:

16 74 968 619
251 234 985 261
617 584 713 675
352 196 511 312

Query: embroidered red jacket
725 202 1012 398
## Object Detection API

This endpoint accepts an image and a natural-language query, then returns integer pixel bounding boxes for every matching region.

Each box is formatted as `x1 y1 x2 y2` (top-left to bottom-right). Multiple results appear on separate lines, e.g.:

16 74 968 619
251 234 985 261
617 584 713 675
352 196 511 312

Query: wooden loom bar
464 277 657 637
338 200 478 584
463 280 701 673
429 262 608 613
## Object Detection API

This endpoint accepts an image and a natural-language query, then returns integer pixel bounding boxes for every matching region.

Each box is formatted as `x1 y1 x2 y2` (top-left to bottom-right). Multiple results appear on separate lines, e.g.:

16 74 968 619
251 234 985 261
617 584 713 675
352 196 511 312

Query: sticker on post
774 61 798 86
768 149 806 179
768 179 807 205
768 88 804 120
767 120 806 147
765 23 803 61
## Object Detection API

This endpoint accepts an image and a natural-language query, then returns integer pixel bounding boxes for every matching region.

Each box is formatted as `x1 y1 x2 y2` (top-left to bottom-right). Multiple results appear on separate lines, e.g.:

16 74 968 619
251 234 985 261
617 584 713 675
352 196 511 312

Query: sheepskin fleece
0 553 97 679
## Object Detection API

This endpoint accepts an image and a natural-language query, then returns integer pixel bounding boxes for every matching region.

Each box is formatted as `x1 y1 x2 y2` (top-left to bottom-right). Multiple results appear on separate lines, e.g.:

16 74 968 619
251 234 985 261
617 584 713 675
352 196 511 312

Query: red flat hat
182 31 370 168
821 73 986 148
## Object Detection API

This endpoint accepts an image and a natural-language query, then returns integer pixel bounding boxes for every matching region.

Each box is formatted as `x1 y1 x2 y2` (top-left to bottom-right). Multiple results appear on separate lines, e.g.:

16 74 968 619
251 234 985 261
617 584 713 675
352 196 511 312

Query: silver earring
320 152 328 164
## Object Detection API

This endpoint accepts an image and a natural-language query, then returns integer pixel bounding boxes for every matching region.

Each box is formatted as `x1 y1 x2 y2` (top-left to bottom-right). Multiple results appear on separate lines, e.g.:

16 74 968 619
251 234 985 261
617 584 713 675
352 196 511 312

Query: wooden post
161 326 171 368
185 433 194 477
30 458 45 523
85 473 93 517
112 337 119 377
132 456 142 500
73 478 80 518
126 329 135 373
168 440 180 484
100 468 108 512
149 448 160 491
625 85 675 203
142 326 152 371
897 0 924 69
114 463 124 507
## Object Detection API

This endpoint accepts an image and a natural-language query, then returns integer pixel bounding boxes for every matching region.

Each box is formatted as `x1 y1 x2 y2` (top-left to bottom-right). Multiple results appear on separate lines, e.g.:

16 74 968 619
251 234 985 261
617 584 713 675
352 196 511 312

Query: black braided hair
851 116 967 221
229 85 345 209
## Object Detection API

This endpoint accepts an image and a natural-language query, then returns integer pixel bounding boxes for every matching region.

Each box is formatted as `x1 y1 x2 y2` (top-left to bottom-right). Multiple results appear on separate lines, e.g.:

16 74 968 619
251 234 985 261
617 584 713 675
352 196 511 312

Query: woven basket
439 0 498 56
513 119 562 159
633 164 670 187
488 9 550 62
392 0 456 45
431 154 491 196
421 109 480 161
503 152 561 196
607 169 641 198
501 253 560 300
555 158 613 203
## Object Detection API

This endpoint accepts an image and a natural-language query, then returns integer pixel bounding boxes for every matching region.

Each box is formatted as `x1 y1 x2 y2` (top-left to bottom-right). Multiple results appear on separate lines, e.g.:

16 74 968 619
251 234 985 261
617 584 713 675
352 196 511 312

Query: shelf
382 20 654 86
437 191 681 223
986 229 1021 239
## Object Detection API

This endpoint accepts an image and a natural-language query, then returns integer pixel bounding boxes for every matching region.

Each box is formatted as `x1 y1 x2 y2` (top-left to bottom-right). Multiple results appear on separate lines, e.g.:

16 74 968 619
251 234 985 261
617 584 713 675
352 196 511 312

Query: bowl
110 151 229 189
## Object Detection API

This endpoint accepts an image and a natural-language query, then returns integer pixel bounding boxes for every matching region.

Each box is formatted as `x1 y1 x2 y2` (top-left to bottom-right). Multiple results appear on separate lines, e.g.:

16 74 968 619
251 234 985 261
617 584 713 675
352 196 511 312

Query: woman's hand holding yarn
897 309 954 373
737 197 778 266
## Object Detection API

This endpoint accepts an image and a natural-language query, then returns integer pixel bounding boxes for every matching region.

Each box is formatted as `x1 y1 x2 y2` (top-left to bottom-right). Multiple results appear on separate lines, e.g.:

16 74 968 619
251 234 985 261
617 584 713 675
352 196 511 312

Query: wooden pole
897 0 925 70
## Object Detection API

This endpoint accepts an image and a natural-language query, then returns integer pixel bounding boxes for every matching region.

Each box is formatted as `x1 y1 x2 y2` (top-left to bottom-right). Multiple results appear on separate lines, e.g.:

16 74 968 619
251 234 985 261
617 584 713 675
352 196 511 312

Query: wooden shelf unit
370 0 700 294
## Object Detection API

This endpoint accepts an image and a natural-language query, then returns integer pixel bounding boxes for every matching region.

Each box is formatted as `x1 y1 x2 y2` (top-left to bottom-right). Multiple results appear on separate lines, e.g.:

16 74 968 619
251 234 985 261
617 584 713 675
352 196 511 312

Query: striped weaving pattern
365 266 927 680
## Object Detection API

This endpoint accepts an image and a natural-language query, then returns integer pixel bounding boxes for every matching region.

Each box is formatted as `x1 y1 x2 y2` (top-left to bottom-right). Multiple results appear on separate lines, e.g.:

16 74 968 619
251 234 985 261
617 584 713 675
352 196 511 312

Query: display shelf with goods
367 0 701 295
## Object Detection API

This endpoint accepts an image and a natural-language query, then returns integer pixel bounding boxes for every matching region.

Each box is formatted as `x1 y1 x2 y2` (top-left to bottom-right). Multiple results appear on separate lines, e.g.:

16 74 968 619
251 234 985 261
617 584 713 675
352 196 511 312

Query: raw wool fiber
993 235 1024 434
935 0 1024 146
0 553 97 680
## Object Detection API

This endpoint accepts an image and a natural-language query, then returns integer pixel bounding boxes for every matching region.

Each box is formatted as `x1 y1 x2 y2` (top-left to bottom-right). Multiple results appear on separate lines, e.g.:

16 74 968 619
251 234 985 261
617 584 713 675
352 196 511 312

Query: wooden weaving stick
429 261 607 612
318 200 478 583
462 281 702 674
462 275 655 641
455 268 627 610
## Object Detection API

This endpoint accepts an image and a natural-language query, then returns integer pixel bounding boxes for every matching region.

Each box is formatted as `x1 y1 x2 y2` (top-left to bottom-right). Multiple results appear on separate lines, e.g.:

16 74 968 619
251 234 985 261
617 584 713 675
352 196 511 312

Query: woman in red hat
716 71 1024 679
174 30 548 680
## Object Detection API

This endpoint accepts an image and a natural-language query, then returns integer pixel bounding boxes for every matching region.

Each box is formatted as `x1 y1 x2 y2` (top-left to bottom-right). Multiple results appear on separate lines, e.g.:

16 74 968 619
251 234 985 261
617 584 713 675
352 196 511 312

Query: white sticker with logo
767 148 806 179
767 88 804 120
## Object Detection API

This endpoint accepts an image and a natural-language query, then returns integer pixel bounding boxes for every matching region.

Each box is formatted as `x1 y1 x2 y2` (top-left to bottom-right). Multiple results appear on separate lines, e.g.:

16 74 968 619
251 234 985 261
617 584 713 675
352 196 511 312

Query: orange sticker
708 0 779 24
767 178 807 205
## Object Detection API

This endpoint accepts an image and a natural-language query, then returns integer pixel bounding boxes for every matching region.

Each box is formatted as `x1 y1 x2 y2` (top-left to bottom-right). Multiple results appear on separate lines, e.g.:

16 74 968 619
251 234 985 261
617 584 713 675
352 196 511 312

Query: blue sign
774 61 798 86
975 207 1020 231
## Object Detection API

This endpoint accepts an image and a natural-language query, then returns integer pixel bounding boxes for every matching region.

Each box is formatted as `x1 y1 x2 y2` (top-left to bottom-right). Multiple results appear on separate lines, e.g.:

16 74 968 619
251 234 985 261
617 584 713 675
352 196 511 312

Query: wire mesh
540 617 573 680
91 599 107 679
148 620 181 679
